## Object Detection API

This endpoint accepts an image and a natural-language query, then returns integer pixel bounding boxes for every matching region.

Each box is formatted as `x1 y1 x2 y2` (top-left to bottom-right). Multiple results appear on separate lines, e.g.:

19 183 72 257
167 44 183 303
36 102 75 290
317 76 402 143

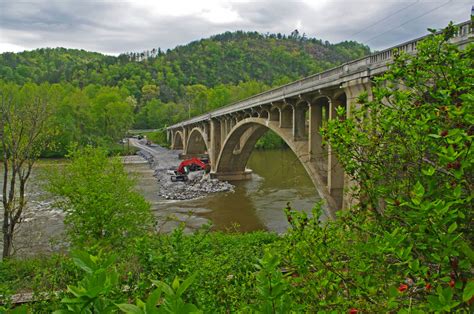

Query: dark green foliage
0 32 370 135
255 130 287 150
0 81 135 157
146 130 170 148
0 34 369 97
275 23 473 312
134 228 279 312
1 231 279 312
54 250 120 314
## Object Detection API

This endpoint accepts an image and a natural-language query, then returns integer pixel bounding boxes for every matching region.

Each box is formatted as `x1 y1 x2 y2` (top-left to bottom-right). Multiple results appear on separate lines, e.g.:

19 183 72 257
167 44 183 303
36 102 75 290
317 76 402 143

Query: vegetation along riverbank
0 24 473 312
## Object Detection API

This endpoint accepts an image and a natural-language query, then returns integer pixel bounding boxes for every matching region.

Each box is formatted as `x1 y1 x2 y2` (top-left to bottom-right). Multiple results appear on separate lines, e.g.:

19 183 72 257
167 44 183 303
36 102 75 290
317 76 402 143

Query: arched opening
186 128 208 155
173 131 184 150
259 110 269 119
215 118 338 218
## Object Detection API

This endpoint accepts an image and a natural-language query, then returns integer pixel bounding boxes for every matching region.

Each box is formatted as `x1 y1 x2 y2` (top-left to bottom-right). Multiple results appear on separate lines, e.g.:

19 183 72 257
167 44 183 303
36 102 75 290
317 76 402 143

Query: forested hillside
0 30 369 135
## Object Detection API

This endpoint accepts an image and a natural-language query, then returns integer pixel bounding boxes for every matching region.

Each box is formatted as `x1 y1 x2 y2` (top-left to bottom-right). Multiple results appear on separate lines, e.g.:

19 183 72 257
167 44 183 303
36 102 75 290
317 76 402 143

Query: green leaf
151 280 174 296
71 250 96 274
180 303 200 313
176 273 197 297
447 222 457 234
172 277 180 291
117 303 144 314
145 288 162 312
422 167 436 176
463 281 474 302
414 181 425 198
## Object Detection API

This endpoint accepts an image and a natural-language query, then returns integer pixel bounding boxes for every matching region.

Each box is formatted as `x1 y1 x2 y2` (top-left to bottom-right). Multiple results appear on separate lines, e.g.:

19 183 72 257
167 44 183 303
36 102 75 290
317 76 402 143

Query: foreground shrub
276 23 473 312
47 146 154 249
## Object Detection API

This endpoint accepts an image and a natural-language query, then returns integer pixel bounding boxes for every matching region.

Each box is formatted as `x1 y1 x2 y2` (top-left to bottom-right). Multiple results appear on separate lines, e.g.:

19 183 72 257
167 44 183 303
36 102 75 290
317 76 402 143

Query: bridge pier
279 105 292 128
210 119 221 171
210 169 253 181
293 101 307 141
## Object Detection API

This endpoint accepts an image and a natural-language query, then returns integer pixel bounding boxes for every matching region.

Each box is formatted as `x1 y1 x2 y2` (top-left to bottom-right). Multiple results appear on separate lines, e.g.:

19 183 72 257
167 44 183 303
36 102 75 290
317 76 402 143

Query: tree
0 82 54 258
309 23 474 311
141 84 159 104
47 147 153 248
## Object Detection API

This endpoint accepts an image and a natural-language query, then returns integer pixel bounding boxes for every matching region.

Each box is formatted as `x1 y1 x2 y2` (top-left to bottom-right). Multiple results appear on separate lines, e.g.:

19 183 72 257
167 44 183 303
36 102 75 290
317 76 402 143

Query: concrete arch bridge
167 22 472 219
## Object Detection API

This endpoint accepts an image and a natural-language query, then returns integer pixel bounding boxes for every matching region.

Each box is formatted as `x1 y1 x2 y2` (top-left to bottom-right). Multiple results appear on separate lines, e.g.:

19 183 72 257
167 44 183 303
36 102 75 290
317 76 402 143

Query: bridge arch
185 127 209 155
215 117 338 218
172 131 184 150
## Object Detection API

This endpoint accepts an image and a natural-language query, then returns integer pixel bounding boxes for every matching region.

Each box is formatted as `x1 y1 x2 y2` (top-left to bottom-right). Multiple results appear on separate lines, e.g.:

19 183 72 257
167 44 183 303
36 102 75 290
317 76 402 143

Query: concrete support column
328 99 345 209
279 106 293 128
293 104 307 141
169 131 175 149
182 127 188 153
210 119 221 172
308 103 324 160
225 119 230 137
220 119 226 147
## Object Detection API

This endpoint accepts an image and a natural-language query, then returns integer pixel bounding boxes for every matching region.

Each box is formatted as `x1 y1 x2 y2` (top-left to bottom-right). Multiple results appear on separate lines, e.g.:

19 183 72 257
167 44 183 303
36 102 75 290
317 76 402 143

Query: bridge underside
165 22 472 219
167 85 369 219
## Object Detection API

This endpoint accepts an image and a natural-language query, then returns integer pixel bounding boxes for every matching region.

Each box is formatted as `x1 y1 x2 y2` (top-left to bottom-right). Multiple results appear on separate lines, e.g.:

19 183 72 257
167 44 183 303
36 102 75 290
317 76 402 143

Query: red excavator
170 157 208 182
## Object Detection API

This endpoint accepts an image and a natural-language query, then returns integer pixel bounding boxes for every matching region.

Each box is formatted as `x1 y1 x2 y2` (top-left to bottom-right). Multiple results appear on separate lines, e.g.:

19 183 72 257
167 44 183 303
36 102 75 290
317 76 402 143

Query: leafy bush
47 146 154 249
273 23 473 312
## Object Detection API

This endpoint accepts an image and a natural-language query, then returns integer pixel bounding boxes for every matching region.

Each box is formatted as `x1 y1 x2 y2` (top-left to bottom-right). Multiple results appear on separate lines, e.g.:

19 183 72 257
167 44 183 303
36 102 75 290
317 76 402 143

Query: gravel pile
157 176 234 200
131 140 234 201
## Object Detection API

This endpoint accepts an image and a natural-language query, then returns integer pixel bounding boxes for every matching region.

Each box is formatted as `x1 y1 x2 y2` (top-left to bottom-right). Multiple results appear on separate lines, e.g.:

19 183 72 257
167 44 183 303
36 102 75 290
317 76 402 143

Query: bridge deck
168 20 471 129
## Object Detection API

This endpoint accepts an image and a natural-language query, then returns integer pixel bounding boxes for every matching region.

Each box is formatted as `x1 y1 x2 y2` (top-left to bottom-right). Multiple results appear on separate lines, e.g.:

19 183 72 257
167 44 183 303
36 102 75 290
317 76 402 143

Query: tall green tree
0 82 55 258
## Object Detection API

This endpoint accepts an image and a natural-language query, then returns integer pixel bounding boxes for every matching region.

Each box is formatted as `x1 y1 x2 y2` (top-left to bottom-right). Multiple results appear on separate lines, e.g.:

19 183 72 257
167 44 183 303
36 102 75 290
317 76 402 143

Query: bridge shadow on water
200 148 320 233
149 149 320 234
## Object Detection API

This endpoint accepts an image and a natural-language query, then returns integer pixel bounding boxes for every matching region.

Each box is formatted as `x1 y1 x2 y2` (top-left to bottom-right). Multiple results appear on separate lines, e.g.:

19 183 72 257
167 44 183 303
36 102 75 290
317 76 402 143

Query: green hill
0 31 370 129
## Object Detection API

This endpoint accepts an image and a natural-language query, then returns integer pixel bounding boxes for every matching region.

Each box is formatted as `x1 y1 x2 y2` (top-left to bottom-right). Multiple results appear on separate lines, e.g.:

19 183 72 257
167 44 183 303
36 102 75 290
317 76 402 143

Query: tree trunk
2 212 12 259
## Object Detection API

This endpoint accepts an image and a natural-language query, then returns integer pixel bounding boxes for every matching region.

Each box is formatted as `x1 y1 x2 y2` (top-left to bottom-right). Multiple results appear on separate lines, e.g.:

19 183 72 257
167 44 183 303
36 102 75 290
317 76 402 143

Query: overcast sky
0 0 471 55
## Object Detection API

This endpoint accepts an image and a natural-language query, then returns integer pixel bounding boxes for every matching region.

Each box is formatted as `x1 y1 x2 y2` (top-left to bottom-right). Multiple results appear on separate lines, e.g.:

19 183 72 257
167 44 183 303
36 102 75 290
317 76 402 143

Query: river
1 149 319 256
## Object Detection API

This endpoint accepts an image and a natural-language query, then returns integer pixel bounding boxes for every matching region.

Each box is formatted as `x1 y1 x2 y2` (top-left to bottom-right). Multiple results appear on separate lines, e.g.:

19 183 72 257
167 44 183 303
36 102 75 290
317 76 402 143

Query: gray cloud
0 0 471 55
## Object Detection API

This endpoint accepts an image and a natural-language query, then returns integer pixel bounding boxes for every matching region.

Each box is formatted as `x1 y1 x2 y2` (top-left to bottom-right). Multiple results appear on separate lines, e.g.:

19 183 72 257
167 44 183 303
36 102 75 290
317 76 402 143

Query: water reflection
156 149 320 233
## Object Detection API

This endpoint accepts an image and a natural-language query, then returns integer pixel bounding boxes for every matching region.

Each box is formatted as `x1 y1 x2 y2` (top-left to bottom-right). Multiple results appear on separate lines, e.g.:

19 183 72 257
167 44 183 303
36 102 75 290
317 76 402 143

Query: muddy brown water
1 149 319 256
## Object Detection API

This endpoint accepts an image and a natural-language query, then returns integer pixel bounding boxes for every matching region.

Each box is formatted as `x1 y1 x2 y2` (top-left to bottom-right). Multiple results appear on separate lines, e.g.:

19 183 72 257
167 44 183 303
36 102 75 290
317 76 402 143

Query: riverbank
2 143 320 257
